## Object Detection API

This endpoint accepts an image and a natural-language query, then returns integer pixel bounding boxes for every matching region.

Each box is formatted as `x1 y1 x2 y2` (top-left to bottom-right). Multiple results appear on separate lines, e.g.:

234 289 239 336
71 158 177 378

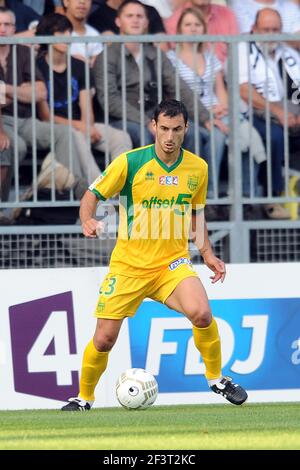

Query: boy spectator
63 0 103 67
0 7 86 207
36 13 132 182
89 0 166 35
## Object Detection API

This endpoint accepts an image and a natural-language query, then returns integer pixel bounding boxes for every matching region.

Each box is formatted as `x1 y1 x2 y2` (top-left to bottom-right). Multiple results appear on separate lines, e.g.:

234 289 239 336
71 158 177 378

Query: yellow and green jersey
89 144 208 276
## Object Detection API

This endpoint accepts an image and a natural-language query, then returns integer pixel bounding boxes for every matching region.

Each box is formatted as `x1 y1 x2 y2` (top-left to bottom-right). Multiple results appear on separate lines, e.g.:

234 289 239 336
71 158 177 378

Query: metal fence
0 33 300 266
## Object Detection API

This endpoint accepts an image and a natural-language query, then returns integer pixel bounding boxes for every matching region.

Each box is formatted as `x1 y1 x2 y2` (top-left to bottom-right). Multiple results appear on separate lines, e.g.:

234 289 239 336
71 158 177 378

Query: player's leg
62 318 123 411
152 269 247 405
62 272 148 411
165 276 223 382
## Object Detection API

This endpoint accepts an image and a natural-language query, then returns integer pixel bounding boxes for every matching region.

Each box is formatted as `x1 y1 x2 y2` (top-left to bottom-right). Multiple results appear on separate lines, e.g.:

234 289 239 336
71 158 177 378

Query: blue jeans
253 115 284 195
184 120 227 198
242 152 260 197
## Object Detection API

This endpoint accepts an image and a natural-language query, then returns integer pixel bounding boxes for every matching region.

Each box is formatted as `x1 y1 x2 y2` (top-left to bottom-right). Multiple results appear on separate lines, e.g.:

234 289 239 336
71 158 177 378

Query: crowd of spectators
0 0 300 224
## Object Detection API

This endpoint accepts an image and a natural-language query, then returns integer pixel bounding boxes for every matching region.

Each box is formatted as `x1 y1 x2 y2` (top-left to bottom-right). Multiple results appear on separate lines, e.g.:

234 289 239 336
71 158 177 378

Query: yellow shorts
94 257 198 320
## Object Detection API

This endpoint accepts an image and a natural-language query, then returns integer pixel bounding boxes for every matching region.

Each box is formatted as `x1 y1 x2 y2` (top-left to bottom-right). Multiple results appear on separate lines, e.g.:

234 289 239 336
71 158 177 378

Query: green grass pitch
0 402 299 450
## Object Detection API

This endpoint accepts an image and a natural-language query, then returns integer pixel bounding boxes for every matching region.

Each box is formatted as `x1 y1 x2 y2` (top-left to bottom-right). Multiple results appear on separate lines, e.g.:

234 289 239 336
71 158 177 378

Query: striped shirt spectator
164 0 239 64
167 49 222 108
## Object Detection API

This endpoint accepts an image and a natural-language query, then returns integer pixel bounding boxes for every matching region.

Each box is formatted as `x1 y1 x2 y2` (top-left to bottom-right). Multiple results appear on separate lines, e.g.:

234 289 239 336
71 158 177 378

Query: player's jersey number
100 276 117 296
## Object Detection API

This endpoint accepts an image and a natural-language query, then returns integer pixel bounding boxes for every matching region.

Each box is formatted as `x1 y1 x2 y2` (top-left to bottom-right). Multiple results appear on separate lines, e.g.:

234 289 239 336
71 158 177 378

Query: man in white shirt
229 0 300 34
239 8 300 217
64 0 103 67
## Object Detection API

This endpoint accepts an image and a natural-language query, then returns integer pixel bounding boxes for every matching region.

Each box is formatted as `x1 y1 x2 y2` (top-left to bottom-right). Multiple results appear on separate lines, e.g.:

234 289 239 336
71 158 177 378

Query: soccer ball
116 368 158 410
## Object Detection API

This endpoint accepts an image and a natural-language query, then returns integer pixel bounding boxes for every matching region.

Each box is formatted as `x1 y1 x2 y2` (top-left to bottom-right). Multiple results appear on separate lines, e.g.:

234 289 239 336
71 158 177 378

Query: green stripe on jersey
90 188 106 201
120 145 155 237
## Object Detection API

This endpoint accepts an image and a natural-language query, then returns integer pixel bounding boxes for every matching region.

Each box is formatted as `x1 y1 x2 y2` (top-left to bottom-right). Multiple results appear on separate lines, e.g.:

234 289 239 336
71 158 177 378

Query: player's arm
191 211 226 284
80 190 103 238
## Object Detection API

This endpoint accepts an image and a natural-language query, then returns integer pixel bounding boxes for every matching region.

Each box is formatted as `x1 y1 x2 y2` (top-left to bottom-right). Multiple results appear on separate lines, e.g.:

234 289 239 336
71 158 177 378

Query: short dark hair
152 99 189 125
36 13 73 37
117 0 148 18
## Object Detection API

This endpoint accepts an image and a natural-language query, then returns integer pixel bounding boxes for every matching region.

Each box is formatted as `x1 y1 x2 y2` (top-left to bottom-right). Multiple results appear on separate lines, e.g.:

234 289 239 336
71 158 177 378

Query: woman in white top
167 7 229 198
167 7 267 199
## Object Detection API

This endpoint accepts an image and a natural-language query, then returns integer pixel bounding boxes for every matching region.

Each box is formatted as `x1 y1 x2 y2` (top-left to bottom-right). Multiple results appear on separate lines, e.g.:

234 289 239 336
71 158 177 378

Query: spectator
0 7 86 211
88 0 166 35
36 13 132 182
22 0 64 15
164 0 239 64
63 0 103 67
239 8 300 218
93 0 228 163
228 0 300 35
1 0 40 33
167 7 228 201
167 7 267 210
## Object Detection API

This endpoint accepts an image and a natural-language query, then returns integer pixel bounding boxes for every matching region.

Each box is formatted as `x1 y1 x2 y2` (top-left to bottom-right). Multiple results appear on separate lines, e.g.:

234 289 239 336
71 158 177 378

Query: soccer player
61 99 248 411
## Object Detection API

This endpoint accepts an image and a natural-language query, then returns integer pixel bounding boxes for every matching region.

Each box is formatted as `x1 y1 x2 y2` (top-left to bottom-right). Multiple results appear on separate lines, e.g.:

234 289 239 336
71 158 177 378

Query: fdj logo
9 292 79 401
128 298 300 392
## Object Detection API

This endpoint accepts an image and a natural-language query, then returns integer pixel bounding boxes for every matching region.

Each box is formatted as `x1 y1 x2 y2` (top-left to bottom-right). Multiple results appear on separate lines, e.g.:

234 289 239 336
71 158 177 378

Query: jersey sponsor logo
187 175 199 191
145 171 155 181
141 193 192 210
159 176 179 185
169 257 192 271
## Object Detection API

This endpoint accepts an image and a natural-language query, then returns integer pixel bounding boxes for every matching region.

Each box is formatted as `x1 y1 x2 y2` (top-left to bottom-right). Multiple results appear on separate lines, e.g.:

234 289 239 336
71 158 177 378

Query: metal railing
0 33 300 265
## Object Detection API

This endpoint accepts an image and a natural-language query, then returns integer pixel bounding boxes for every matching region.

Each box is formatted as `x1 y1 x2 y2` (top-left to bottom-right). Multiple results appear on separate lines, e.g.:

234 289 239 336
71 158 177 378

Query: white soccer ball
116 368 158 410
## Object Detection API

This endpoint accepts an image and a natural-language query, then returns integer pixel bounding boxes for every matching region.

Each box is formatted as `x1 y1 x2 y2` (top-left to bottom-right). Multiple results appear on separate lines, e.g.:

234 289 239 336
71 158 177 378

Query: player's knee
191 309 212 328
93 333 116 352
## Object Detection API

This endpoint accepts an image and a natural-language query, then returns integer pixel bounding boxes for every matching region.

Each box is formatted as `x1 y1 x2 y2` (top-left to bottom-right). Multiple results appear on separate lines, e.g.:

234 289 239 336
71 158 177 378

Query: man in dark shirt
36 13 132 182
93 0 227 156
88 0 165 34
0 6 84 206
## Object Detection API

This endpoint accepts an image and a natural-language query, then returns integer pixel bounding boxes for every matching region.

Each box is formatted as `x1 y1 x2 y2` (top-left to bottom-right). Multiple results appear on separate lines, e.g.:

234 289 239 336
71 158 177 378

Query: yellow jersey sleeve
89 153 128 200
192 164 208 211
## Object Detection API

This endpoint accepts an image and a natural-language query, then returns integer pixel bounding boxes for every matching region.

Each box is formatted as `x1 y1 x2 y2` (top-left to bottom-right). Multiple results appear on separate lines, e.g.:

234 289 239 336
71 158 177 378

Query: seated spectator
167 7 267 207
0 107 13 224
164 0 239 64
36 13 132 183
63 0 103 67
93 0 228 165
88 0 166 35
0 7 86 214
167 7 229 199
2 0 40 34
229 0 300 35
239 8 300 218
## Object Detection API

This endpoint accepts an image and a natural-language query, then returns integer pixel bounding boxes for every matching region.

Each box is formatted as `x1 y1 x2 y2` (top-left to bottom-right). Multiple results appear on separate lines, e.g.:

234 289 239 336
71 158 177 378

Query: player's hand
82 218 104 238
202 251 226 284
